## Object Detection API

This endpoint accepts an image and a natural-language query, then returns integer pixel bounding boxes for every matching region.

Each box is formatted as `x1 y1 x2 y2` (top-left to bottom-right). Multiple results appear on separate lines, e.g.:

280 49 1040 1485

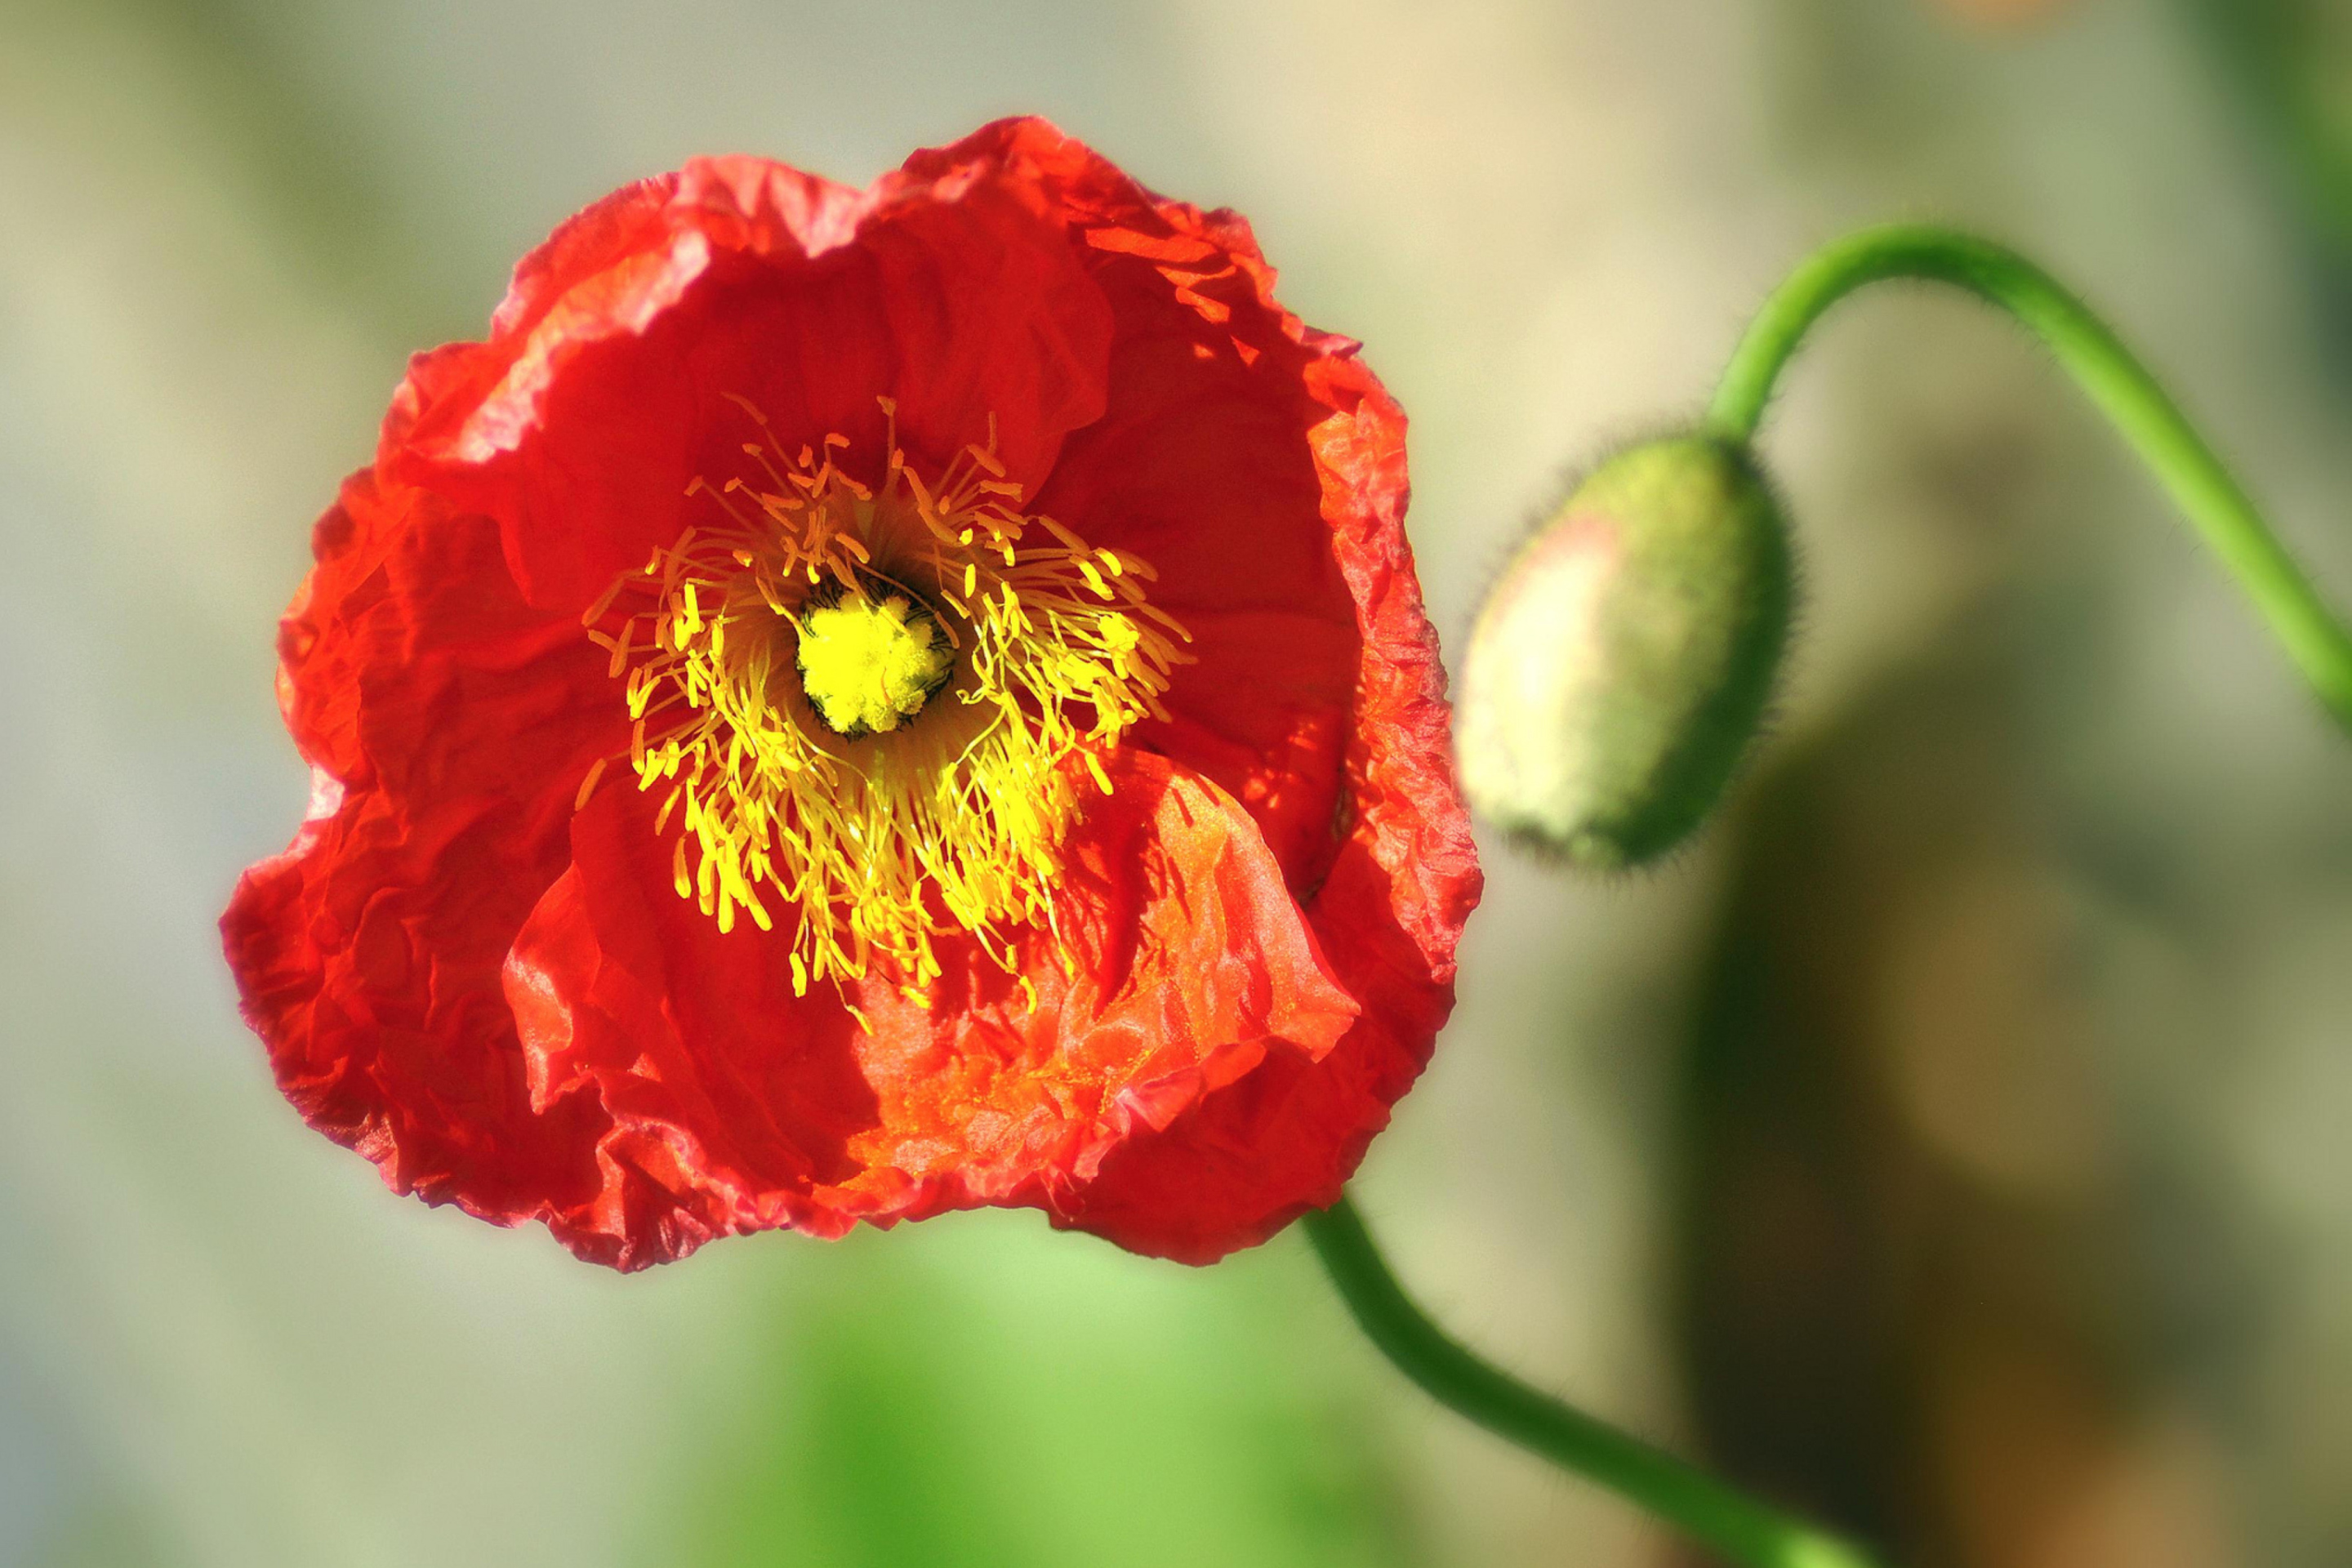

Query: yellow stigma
796 591 950 737
577 396 1192 1002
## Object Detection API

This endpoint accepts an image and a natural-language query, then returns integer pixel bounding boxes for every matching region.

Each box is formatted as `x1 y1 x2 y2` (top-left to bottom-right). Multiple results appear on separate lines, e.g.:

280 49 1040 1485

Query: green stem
1303 1196 1881 1568
1708 223 2352 736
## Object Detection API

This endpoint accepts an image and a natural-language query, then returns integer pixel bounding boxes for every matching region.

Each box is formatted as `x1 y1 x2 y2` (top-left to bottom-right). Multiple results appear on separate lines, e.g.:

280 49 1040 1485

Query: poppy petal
1050 345 1482 1262
500 748 1357 1267
223 479 625 1232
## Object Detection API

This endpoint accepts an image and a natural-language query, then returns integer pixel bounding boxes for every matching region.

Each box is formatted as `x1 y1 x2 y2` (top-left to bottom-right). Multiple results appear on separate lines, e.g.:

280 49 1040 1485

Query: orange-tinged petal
500 750 1355 1267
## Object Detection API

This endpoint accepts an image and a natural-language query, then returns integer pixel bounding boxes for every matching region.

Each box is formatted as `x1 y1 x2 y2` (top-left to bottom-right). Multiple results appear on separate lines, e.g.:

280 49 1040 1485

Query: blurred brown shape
1665 621 2245 1568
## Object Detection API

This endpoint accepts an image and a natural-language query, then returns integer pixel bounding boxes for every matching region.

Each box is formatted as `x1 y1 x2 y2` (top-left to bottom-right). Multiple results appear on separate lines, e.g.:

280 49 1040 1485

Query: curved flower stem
1707 223 2352 737
1303 1196 1882 1568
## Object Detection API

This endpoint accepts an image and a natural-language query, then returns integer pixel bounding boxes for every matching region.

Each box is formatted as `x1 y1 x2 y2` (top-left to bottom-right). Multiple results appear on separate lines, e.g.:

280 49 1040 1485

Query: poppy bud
1457 434 1793 869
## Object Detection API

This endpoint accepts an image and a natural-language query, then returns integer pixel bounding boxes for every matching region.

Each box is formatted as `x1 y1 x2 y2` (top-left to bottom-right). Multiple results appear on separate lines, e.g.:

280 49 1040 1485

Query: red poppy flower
221 118 1481 1270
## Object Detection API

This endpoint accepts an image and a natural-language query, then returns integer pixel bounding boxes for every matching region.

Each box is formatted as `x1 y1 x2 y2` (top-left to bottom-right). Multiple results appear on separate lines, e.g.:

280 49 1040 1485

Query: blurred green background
5 0 2352 1564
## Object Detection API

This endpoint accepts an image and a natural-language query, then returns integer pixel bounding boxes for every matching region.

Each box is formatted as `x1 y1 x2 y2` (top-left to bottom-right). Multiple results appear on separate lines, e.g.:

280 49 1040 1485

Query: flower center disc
796 590 951 737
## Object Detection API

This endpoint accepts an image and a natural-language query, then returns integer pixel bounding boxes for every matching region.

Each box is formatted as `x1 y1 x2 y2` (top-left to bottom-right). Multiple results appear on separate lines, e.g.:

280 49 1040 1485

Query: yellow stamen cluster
578 396 1191 1002
795 591 951 737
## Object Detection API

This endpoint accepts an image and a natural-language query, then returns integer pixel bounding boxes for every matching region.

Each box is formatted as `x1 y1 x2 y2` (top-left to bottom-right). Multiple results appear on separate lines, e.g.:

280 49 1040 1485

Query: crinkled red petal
1048 323 1483 1263
500 750 1356 1269
382 145 1115 616
222 474 626 1229
900 119 1366 896
898 122 1481 1261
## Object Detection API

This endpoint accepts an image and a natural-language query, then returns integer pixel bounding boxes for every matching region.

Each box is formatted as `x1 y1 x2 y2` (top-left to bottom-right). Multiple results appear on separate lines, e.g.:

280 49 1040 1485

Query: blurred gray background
4 0 2351 1563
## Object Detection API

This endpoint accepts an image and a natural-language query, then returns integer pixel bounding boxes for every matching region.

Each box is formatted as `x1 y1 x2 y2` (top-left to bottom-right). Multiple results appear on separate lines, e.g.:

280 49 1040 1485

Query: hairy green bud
1456 434 1793 869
